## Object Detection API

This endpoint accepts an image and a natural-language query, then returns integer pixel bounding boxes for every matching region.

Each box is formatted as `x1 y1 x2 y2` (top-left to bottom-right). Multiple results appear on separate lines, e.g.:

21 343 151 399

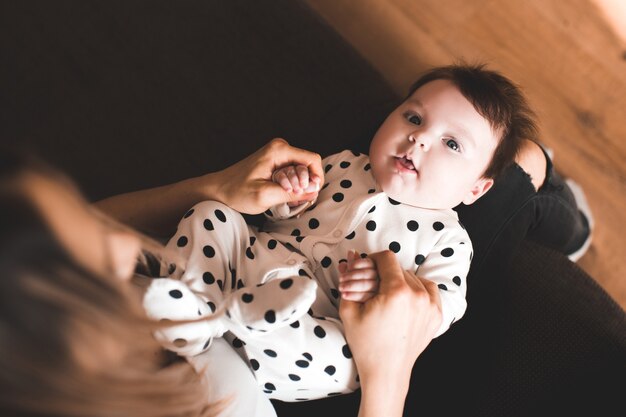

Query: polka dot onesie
143 150 471 405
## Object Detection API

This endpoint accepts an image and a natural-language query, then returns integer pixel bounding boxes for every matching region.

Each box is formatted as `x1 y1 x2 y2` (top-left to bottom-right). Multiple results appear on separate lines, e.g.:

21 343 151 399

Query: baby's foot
224 276 318 336
143 278 227 356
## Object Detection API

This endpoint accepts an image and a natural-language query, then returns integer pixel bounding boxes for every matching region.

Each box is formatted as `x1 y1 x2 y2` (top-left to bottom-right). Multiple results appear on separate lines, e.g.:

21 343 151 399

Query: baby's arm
338 250 379 303
417 235 471 337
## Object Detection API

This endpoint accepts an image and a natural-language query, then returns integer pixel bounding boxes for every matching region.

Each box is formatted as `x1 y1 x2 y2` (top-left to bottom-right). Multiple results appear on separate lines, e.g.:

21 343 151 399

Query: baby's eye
444 138 461 152
405 113 422 126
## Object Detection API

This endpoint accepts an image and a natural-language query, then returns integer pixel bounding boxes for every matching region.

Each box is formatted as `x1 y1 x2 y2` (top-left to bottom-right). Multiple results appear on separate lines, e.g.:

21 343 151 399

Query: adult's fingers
368 250 406 293
266 138 324 185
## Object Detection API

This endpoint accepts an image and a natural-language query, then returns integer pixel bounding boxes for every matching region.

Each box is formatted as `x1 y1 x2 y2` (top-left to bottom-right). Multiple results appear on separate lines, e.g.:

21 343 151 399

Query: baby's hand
338 250 379 303
272 164 321 207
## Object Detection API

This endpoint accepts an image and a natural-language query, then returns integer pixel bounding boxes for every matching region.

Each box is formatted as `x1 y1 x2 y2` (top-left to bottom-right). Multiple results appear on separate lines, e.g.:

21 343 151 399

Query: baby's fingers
340 291 376 303
272 168 295 193
339 278 379 294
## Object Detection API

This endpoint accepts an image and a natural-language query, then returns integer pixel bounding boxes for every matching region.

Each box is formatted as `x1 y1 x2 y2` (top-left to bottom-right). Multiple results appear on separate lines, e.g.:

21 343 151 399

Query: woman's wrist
358 372 410 417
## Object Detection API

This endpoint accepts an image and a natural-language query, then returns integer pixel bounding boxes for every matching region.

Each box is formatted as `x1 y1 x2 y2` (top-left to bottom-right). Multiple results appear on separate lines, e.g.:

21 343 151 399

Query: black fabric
1 0 397 201
2 1 624 416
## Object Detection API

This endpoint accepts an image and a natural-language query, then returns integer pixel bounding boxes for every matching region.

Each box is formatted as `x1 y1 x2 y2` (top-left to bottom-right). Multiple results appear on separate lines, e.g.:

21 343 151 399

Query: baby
143 64 531 405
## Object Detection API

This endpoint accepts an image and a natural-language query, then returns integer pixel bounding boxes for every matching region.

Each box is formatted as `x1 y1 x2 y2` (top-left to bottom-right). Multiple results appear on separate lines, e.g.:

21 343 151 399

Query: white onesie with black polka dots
143 150 470 405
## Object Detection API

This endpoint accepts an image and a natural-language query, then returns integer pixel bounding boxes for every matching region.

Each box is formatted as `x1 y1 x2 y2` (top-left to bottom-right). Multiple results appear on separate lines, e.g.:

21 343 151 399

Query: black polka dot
215 209 226 222
280 279 294 289
340 179 352 188
264 382 276 390
366 220 377 231
207 301 216 313
314 325 326 338
309 218 320 229
302 352 313 361
169 289 183 299
217 280 223 290
242 293 254 303
249 236 256 246
433 221 444 231
289 374 301 381
415 254 426 265
345 231 356 240
295 236 305 242
264 349 277 358
321 257 332 268
342 344 352 358
368 188 375 194
265 310 276 323
441 248 454 257
296 360 309 368
203 245 215 258
330 288 339 299
325 164 333 173
332 193 344 202
236 279 244 289
438 284 448 291
268 239 277 249
290 320 300 328
291 229 301 236
324 365 336 375
298 269 308 277
203 219 214 230
388 197 401 205
389 241 401 253
176 236 188 247
368 206 376 213
453 276 461 286
322 183 329 190
364 163 371 171
183 209 194 218
250 359 260 370
407 220 419 231
202 271 215 284
232 338 244 348
168 264 176 274
340 161 350 168
246 247 255 259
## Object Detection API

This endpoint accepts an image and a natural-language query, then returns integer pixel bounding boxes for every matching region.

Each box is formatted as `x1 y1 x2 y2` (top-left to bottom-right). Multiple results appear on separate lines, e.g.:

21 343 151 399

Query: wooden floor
307 0 626 309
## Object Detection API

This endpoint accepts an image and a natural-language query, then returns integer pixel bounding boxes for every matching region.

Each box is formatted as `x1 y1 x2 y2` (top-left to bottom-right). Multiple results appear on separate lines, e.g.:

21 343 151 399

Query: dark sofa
2 1 624 416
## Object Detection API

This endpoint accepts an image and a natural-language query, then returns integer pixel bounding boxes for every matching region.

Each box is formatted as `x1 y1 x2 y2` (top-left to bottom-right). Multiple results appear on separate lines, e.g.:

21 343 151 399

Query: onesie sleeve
416 223 472 337
265 150 355 221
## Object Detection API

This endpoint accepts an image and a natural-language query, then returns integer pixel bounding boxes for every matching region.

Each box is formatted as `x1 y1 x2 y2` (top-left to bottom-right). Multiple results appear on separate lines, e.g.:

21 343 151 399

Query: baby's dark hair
407 64 538 179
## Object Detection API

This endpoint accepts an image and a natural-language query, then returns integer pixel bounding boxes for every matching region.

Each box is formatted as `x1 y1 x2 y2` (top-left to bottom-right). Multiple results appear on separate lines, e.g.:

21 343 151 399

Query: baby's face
369 79 498 209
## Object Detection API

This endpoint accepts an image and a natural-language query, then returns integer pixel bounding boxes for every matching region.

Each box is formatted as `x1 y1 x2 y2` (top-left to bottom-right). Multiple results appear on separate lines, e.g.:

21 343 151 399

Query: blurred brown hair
0 147 220 417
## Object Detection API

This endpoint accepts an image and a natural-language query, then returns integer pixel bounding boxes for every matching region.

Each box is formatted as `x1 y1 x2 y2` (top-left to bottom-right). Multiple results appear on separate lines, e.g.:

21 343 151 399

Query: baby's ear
462 177 494 205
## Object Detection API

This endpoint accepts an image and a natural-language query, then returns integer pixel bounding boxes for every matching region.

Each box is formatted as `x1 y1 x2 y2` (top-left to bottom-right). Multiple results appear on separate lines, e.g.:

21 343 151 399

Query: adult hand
339 250 443 417
207 138 324 214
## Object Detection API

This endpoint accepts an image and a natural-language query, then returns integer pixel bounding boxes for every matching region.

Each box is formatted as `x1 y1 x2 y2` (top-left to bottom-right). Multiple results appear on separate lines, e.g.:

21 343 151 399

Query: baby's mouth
395 155 417 172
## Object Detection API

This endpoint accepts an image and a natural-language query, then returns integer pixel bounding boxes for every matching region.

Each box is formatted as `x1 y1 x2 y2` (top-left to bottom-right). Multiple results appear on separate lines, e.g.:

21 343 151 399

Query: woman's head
0 149 215 416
